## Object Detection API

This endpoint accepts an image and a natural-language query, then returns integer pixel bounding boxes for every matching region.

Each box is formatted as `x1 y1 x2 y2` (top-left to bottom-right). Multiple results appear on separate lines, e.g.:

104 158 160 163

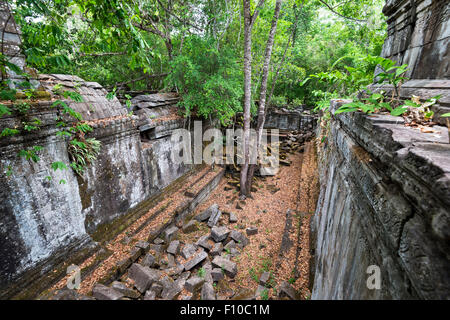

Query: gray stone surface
92 284 124 300
195 204 219 222
246 227 258 236
211 256 238 278
211 226 230 242
230 230 249 248
311 99 450 300
128 263 161 293
141 253 157 268
181 243 197 259
144 290 156 300
167 240 180 255
228 212 238 223
196 235 213 251
185 276 205 293
210 242 223 256
378 0 449 80
211 268 224 282
111 281 140 299
207 208 222 227
135 241 150 253
149 282 163 297
278 281 298 300
184 251 208 271
164 226 179 243
259 271 270 287
201 282 216 300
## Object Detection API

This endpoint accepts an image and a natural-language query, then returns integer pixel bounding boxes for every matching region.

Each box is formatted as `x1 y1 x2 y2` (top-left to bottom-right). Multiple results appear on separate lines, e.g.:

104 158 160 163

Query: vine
0 56 101 182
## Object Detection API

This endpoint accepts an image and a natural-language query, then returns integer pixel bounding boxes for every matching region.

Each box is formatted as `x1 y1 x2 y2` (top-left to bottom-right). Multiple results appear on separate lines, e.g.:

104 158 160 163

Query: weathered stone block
128 263 161 293
185 276 205 293
92 284 124 300
212 256 237 278
211 226 230 242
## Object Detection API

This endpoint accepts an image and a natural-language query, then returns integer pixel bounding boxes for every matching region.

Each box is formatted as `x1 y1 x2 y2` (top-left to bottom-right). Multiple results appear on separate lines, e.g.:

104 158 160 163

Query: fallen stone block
207 208 222 228
149 244 163 254
141 253 157 268
211 268 224 282
246 227 258 236
92 284 124 300
144 290 156 300
195 204 219 222
111 281 140 299
229 212 238 223
211 226 230 242
201 282 216 300
278 281 298 300
154 238 164 245
135 240 150 252
255 285 268 299
129 247 143 262
167 240 180 255
224 240 236 251
259 271 271 287
128 263 161 293
116 258 131 274
185 276 205 293
212 256 237 278
181 243 197 259
164 226 179 243
230 230 249 248
196 235 212 251
184 251 208 271
161 281 182 300
149 282 163 297
210 242 223 256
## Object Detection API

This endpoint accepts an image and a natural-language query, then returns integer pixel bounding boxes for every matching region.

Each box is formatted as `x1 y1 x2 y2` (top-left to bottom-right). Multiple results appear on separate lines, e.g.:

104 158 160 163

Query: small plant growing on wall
0 56 101 180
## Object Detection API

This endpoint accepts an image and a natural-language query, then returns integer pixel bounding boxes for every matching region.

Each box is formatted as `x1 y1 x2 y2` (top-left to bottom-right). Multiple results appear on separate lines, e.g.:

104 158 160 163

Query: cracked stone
167 240 180 255
181 243 197 259
211 226 230 242
246 227 258 236
212 256 237 278
196 235 212 251
141 253 157 268
259 271 271 287
230 230 249 248
207 208 222 228
128 263 161 293
195 204 219 222
201 282 216 300
210 242 223 256
184 250 208 271
164 226 179 243
185 276 205 293
211 268 224 282
278 281 298 300
135 240 150 252
92 284 124 300
111 281 140 299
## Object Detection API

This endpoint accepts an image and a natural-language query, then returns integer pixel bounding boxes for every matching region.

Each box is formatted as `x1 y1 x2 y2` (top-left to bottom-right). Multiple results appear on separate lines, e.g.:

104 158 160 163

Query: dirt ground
184 141 320 300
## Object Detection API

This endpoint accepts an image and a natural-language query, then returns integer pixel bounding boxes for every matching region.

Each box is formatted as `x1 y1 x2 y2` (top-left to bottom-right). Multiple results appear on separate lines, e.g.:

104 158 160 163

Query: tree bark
240 0 265 197
246 0 283 192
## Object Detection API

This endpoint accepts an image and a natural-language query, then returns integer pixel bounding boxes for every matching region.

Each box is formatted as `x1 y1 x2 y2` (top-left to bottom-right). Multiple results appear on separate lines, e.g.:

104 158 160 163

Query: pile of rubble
54 203 299 300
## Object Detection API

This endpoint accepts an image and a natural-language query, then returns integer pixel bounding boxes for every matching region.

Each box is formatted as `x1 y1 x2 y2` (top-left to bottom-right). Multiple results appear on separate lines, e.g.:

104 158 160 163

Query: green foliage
68 138 101 176
197 267 206 278
165 36 243 125
18 146 43 163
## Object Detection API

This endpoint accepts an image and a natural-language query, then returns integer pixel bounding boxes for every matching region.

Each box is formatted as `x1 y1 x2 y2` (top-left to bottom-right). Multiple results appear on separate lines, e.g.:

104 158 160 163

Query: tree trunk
240 0 252 197
246 0 283 192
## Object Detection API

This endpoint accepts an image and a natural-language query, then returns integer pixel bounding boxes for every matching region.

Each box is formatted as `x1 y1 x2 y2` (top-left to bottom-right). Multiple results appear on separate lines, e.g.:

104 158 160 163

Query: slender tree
240 0 265 197
246 0 283 193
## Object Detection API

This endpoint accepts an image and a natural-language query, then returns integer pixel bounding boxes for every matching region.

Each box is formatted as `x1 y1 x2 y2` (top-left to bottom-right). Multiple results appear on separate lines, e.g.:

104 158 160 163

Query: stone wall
264 108 317 132
0 72 193 298
379 0 449 80
310 100 450 299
